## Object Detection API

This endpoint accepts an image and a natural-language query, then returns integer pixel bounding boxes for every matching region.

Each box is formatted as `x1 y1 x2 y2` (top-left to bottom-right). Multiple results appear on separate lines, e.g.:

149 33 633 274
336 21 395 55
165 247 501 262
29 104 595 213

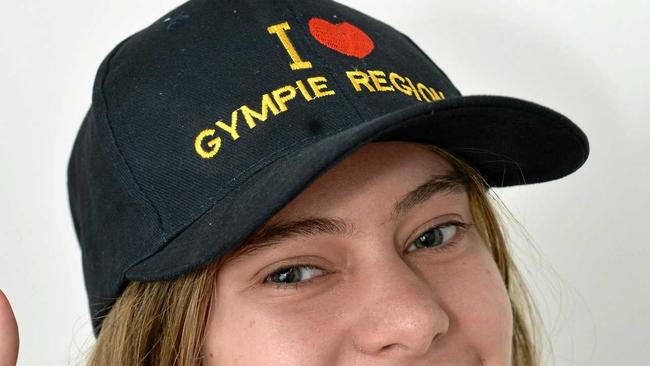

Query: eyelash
262 220 473 291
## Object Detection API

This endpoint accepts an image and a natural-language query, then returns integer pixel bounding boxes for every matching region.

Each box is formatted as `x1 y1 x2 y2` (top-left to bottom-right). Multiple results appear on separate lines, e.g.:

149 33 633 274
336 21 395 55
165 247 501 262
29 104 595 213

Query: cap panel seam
95 34 168 241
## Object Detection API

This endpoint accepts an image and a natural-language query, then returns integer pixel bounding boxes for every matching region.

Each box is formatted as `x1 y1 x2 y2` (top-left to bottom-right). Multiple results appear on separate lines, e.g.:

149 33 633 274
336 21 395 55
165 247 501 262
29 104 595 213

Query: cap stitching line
97 35 168 241
284 0 369 124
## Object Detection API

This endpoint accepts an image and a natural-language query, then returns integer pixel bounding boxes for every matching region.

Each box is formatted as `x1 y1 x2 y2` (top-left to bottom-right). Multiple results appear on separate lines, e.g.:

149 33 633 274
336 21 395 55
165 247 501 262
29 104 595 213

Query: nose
349 255 450 358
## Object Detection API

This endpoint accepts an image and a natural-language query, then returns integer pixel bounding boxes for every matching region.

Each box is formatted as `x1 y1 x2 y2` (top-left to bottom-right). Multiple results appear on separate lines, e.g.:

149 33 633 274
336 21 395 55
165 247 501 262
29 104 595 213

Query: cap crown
68 0 461 333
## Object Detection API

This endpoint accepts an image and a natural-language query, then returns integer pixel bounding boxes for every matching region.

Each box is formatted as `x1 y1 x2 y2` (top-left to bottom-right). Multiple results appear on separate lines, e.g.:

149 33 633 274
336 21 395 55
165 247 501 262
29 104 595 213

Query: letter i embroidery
267 22 313 70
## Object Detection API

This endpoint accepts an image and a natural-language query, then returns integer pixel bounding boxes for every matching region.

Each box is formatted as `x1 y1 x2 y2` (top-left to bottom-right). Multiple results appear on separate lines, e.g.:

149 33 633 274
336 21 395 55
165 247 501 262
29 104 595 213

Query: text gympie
194 69 446 159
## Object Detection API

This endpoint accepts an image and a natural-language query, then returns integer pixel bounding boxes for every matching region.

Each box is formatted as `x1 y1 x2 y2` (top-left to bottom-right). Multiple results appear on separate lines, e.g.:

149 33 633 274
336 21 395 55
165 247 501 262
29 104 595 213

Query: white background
1 0 648 365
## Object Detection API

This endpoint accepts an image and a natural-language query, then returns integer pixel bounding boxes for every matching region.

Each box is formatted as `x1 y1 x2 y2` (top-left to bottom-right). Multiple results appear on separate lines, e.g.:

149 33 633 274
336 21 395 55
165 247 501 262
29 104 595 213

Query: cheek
428 243 513 360
202 288 340 365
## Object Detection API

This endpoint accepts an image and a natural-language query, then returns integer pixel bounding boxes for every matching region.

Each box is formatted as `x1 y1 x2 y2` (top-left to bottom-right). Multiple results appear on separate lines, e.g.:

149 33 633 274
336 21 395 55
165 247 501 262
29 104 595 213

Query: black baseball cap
67 0 589 335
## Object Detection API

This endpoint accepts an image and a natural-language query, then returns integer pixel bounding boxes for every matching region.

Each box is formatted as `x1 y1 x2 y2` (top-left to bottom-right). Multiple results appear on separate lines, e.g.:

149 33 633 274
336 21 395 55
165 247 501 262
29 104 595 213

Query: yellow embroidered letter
416 83 433 102
346 71 376 92
368 70 394 92
215 110 242 140
240 94 281 127
307 76 336 98
295 80 314 101
389 72 412 96
427 87 443 101
271 85 297 112
404 77 422 101
195 129 222 159
267 22 313 71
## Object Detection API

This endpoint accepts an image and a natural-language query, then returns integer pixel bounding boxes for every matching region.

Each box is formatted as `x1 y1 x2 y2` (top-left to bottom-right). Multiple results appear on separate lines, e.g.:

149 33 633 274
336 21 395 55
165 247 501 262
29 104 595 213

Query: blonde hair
85 144 542 365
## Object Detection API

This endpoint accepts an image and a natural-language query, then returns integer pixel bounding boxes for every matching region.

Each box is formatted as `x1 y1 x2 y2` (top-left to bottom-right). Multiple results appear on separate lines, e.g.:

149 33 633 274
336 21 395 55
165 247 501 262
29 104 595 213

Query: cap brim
126 94 589 281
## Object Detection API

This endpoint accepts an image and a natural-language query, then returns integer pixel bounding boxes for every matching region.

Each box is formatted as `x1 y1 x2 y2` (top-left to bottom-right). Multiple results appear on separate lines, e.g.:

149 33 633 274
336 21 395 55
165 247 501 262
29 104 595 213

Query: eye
263 264 327 291
405 220 470 254
262 220 472 291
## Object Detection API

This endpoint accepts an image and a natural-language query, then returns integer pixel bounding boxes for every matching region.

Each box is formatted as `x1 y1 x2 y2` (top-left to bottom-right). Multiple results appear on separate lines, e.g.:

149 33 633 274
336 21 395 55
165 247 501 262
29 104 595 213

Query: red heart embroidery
308 17 374 59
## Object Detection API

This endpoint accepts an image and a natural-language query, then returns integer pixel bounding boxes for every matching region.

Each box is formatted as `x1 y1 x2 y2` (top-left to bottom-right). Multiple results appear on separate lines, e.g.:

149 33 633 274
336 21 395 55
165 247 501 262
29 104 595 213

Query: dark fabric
67 0 589 336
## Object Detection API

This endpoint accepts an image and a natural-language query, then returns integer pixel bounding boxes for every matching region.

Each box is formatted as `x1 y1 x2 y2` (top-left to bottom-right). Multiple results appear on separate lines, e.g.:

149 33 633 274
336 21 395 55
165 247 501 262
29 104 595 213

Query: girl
1 0 590 365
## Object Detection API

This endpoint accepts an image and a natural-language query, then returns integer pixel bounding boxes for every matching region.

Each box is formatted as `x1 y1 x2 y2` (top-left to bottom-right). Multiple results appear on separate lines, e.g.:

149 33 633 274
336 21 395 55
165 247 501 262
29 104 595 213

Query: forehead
220 142 467 263
223 143 467 263
272 142 456 217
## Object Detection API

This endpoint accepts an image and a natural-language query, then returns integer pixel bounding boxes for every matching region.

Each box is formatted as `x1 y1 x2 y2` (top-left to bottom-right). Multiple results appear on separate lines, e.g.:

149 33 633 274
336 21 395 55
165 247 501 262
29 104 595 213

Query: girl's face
202 141 513 365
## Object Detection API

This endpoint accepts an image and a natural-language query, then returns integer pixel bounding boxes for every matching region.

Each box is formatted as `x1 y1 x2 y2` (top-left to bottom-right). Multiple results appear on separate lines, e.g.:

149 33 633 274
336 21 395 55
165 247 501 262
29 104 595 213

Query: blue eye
405 221 469 254
264 264 325 290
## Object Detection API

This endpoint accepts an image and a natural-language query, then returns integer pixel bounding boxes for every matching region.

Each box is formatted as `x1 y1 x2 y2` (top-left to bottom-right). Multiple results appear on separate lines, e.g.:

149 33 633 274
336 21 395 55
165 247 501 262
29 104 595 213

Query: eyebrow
226 170 467 262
